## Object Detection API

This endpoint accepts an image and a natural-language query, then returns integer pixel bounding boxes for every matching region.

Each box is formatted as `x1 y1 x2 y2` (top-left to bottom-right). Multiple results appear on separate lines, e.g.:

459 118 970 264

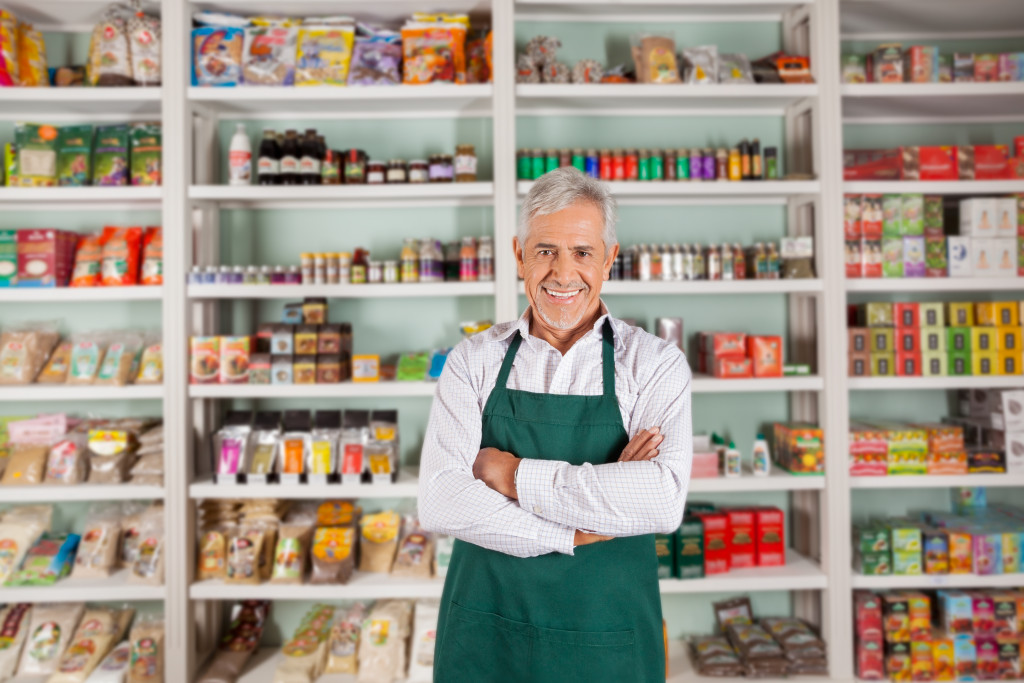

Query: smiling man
419 167 693 682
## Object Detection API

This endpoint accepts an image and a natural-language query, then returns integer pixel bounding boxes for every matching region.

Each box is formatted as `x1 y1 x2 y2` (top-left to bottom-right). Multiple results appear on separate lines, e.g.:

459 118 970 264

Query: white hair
517 167 618 248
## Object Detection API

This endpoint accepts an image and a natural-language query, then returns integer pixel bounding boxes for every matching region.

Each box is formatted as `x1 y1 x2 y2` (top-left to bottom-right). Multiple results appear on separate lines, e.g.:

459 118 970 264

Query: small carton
856 524 891 554
896 351 921 376
991 237 1017 277
864 301 895 327
998 53 1020 81
920 302 945 327
904 235 926 276
894 550 923 575
270 324 294 355
924 195 945 236
676 516 704 580
726 509 755 569
996 198 1017 237
925 237 948 276
940 591 975 634
16 228 74 287
972 328 997 353
998 350 1021 375
886 641 912 681
961 199 998 237
845 194 863 238
849 327 870 354
872 352 895 377
858 639 886 680
974 144 1010 180
928 450 967 474
976 636 999 680
883 237 905 277
755 507 785 567
997 327 1022 354
948 531 973 574
847 239 863 277
974 238 998 276
922 352 948 377
891 524 923 553
1001 534 1020 574
747 335 783 378
975 53 999 81
850 353 871 377
993 593 1018 640
190 336 221 384
948 351 971 377
871 328 895 353
219 336 251 384
883 195 904 236
858 552 893 575
948 236 973 277
996 641 1019 681
271 355 293 384
976 302 998 326
974 536 1003 576
0 229 16 287
654 533 675 578
948 302 974 327
907 46 939 82
863 194 884 237
947 327 971 352
924 529 950 573
934 636 956 682
864 237 883 277
850 424 889 476
972 351 998 377
968 450 1005 473
953 634 977 681
906 592 932 640
856 590 884 639
885 594 912 642
921 327 946 353
911 640 935 680
902 194 925 235
896 327 920 353
917 147 958 181
894 302 920 328
695 511 730 575
994 302 1018 326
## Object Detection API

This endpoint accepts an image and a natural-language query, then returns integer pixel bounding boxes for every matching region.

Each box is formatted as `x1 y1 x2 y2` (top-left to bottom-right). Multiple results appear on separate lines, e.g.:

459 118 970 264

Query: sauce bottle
351 247 369 284
722 244 734 280
693 243 705 280
280 130 301 185
753 242 767 279
671 244 684 281
682 244 694 280
443 241 461 281
257 129 280 185
400 239 419 283
478 236 494 282
650 243 661 280
460 237 478 282
420 239 443 283
637 244 652 281
621 245 634 280
707 243 721 280
300 129 322 185
767 242 780 279
228 123 251 186
733 243 746 279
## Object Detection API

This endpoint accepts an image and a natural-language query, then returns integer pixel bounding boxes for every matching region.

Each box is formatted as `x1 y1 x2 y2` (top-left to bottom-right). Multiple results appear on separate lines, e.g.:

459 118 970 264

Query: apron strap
496 331 524 390
601 319 616 399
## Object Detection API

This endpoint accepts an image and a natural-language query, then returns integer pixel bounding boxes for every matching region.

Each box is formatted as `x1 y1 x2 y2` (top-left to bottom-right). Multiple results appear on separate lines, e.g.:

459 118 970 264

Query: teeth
546 289 580 299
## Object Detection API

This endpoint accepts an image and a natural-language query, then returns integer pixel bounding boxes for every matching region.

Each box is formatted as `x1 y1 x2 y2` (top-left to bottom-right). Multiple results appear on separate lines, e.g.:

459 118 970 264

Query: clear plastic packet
87 427 136 483
308 411 340 483
2 442 48 485
630 33 680 84
44 433 87 484
119 502 147 568
242 25 297 86
525 35 559 66
718 53 754 84
95 332 143 386
127 8 161 86
407 600 440 682
0 322 59 384
67 333 108 385
683 45 719 84
572 58 603 84
88 8 133 86
0 604 32 679
269 521 313 584
127 614 164 683
192 27 243 86
71 504 122 578
466 32 490 84
134 335 163 385
324 602 366 674
357 601 412 682
295 25 354 86
212 414 252 482
0 506 51 583
391 517 433 579
348 32 402 86
195 601 269 683
130 508 164 584
226 524 265 584
16 21 47 87
17 602 85 676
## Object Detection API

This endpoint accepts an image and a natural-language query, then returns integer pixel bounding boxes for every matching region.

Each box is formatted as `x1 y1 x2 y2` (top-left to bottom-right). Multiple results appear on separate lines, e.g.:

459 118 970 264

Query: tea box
676 516 704 580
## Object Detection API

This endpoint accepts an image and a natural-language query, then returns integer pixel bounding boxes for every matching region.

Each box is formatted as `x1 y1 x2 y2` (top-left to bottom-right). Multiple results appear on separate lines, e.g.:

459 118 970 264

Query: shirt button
533 506 542 514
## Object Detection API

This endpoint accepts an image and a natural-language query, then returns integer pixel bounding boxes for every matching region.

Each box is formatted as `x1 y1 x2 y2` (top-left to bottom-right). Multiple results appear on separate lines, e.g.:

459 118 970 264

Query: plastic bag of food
6 533 80 586
0 323 59 384
127 614 163 683
466 33 490 84
67 333 109 385
630 33 680 84
0 10 17 86
226 524 264 585
50 606 133 682
100 226 142 286
88 8 133 86
242 25 297 86
71 234 104 287
45 434 88 484
35 340 70 383
324 603 366 674
16 21 47 87
15 123 59 186
196 601 269 683
127 9 161 86
719 53 754 84
357 600 412 683
401 22 466 85
270 522 313 584
358 511 399 573
0 604 32 679
140 227 161 285
85 640 131 682
87 427 135 483
17 602 84 676
57 125 94 187
295 25 353 86
683 45 719 84
391 517 433 578
347 34 401 86
192 26 244 86
119 502 147 568
134 335 162 385
1 442 48 485
71 504 122 578
407 600 439 682
130 511 163 584
572 58 603 84
95 332 143 386
0 505 52 583
273 604 334 682
130 123 161 187
94 125 129 186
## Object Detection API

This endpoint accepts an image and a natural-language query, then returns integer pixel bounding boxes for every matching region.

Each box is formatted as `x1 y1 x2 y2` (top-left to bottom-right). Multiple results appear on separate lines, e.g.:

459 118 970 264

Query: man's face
514 201 619 332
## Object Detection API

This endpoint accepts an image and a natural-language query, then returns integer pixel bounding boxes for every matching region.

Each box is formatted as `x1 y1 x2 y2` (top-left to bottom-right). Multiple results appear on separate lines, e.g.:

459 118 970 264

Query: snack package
192 26 244 86
296 25 354 85
130 510 164 584
140 227 162 285
5 533 81 586
1 442 48 485
15 122 58 186
226 524 265 585
310 525 355 585
0 323 59 385
67 333 108 385
195 601 269 683
401 22 466 85
274 604 335 682
358 510 400 573
101 226 142 286
16 21 47 87
348 32 402 85
0 604 32 680
93 125 130 187
408 601 439 682
127 615 164 683
325 602 367 674
357 600 412 682
87 428 135 484
85 640 131 682
0 505 53 583
719 53 754 83
466 32 490 84
130 124 161 187
572 58 603 84
17 602 85 676
269 522 313 584
127 10 161 86
71 504 122 578
391 518 433 578
94 333 142 386
134 335 162 384
631 33 680 84
683 46 719 84
44 434 87 485
71 234 105 286
242 25 297 86
0 10 18 86
88 9 133 86
50 606 133 683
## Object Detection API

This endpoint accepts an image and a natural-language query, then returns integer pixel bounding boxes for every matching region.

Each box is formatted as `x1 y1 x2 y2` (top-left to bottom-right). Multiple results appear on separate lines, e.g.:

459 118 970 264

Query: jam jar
366 161 386 184
455 144 477 182
408 160 429 183
386 160 407 184
429 154 454 182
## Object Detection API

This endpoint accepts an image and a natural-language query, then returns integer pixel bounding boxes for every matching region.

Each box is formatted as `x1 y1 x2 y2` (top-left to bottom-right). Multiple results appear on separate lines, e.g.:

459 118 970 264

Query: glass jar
338 252 352 283
559 148 572 169
244 265 259 284
285 265 302 284
368 260 383 284
258 265 272 285
367 161 386 185
314 253 326 284
383 260 399 283
300 252 314 284
400 238 419 283
455 145 477 182
271 265 286 285
408 160 429 184
459 237 478 282
386 160 407 184
326 253 340 284
478 236 494 282
664 149 677 181
344 149 367 184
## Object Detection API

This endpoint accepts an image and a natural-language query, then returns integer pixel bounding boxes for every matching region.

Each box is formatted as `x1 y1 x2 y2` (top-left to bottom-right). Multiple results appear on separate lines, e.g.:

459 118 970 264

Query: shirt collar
492 301 625 352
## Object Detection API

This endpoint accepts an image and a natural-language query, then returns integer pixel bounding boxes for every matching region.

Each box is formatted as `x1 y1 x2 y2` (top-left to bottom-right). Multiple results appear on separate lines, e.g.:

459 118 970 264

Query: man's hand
574 530 614 547
472 447 521 499
619 427 663 462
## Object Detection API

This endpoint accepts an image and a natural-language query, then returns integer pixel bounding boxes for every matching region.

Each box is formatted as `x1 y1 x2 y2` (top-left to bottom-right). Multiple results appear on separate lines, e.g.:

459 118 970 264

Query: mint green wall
842 39 1024 59
843 122 1023 149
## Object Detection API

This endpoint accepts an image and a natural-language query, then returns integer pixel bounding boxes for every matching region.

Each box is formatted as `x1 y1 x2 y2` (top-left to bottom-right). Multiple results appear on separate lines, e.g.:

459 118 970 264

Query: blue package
192 26 244 87
5 533 81 586
428 348 451 380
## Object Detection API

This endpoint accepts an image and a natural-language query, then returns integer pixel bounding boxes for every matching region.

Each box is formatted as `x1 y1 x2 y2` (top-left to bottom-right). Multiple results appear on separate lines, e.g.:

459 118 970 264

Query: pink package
16 229 76 287
997 54 1020 81
7 414 68 443
972 592 996 636
972 533 1003 576
691 451 719 478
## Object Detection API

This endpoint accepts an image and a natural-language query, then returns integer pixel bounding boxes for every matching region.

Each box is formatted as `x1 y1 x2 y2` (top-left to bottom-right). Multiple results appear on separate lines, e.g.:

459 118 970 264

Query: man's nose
549 251 576 283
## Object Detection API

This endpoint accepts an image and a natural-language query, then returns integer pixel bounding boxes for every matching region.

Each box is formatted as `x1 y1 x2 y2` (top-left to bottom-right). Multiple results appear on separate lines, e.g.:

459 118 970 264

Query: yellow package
0 10 17 86
15 21 47 87
251 16 301 27
412 13 469 28
295 25 354 86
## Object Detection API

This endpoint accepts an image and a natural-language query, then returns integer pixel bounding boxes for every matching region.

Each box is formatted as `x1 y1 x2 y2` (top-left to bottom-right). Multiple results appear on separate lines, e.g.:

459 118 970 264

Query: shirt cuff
516 458 562 522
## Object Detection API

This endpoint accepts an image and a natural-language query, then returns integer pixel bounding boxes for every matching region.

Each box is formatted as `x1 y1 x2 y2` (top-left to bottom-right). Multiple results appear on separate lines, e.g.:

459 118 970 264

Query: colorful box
922 352 948 377
864 301 895 327
993 593 1019 640
0 230 16 287
872 328 895 353
847 239 863 277
654 533 675 578
1001 535 1020 574
885 595 912 642
996 198 1018 238
747 335 783 378
948 326 971 352
924 529 951 574
872 352 896 377
713 356 752 379
994 302 1019 327
998 350 1020 375
863 194 884 237
850 352 871 377
934 637 956 682
972 328 997 353
992 237 1017 277
953 634 977 681
948 236 973 277
926 237 948 276
896 327 920 353
961 199 999 237
940 591 975 634
886 641 912 681
895 551 923 575
891 524 923 552
859 639 886 681
884 195 904 236
695 511 730 575
190 336 220 384
856 591 885 639
896 351 922 377
845 194 863 238
996 325 1021 351
972 351 998 377
908 46 939 83
917 146 958 181
996 641 1019 681
856 525 891 554
218 336 251 384
755 507 785 566
976 636 999 680
893 302 920 328
921 327 945 353
883 237 905 277
16 228 75 287
924 195 945 236
676 517 704 580
975 302 998 326
911 640 935 680
864 238 883 277
772 423 824 475
858 552 893 575
920 303 945 328
850 425 889 476
974 145 1010 180
904 236 926 276
726 509 755 569
902 194 925 235
974 536 1003 576
906 592 932 640
850 327 870 354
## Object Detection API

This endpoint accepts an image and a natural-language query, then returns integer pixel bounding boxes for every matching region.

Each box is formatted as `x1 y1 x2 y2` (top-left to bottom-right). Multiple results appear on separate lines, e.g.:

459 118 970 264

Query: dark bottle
280 130 301 185
444 241 461 281
299 129 322 185
256 129 281 185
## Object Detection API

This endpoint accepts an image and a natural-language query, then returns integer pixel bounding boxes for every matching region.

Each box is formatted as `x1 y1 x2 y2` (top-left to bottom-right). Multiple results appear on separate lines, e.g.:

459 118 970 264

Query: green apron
434 320 665 682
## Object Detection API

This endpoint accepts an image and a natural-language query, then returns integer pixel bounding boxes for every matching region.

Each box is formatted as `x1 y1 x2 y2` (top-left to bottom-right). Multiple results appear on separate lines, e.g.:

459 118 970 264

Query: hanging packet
127 9 161 86
130 123 161 186
0 10 17 86
15 21 47 87
15 123 58 187
242 25 297 86
57 125 94 187
88 8 133 86
295 25 354 85
70 233 104 287
100 226 142 286
191 26 243 86
140 227 162 285
93 125 129 186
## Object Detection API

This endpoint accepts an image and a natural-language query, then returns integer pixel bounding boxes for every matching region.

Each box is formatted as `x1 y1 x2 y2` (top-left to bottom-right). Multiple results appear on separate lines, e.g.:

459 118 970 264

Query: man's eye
577 251 590 258
538 250 553 256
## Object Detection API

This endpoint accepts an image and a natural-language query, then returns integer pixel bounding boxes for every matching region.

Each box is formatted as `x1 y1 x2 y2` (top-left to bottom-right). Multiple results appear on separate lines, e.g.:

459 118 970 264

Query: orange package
748 335 783 377
141 227 162 285
70 233 105 287
15 21 47 87
401 23 466 85
0 10 17 86
100 226 141 286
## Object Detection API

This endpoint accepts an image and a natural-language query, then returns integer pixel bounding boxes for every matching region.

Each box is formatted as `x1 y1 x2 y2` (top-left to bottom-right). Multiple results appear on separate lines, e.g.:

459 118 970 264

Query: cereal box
973 593 997 636
885 594 911 642
976 636 999 680
911 640 934 680
755 507 785 567
934 636 956 682
905 592 932 640
949 531 974 574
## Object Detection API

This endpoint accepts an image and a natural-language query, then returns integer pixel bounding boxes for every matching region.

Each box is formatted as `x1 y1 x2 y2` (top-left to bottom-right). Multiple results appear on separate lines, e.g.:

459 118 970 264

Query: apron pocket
439 602 534 682
532 623 637 682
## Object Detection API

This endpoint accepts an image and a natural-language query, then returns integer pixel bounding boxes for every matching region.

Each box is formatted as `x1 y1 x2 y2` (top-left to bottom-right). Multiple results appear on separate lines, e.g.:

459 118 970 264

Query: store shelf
0 286 163 302
843 180 1024 195
188 281 495 300
661 550 825 593
517 83 819 114
190 470 420 500
189 182 494 209
841 82 1024 122
191 571 443 602
516 0 814 21
690 470 824 492
667 639 830 683
595 279 824 296
188 84 493 117
849 376 1024 391
850 474 1024 489
852 572 1024 590
0 570 165 603
0 0 159 31
0 87 162 118
189 382 437 399
0 187 163 205
0 385 164 401
691 375 824 393
187 0 489 24
0 484 165 502
846 278 1024 293
519 180 820 199
841 0 1024 40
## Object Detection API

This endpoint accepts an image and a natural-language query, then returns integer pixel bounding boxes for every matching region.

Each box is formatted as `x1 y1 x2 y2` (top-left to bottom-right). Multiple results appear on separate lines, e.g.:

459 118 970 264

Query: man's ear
604 242 620 280
513 236 525 279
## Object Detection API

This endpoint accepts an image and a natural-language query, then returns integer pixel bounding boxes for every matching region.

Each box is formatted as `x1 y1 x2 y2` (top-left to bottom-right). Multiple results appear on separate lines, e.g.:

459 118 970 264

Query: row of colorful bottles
613 242 781 281
399 237 494 283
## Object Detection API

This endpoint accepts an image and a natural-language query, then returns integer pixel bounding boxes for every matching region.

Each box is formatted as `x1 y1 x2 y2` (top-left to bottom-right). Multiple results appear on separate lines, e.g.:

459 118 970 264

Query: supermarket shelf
516 83 819 114
188 84 493 117
843 180 1024 195
516 0 814 21
186 0 489 25
850 474 1024 489
841 0 1024 40
691 375 824 393
660 550 825 593
841 82 1024 122
0 484 165 502
846 278 1024 293
189 382 437 399
0 570 165 603
849 376 1024 391
0 87 162 118
0 0 159 31
690 470 825 492
519 180 820 199
596 279 824 296
189 182 494 209
0 385 164 401
0 286 163 302
0 187 163 205
189 281 495 299
190 470 420 500
852 572 1024 590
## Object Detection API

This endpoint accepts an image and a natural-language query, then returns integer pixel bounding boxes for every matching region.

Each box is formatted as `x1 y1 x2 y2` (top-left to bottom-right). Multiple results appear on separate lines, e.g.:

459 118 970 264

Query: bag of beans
37 340 73 384
1 442 48 485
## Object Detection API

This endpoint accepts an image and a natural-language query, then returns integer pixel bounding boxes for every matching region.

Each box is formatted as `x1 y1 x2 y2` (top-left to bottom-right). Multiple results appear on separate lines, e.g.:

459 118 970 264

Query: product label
257 157 280 176
367 170 384 183
342 443 363 474
311 440 332 474
299 157 321 175
272 537 303 580
69 342 100 380
280 155 299 174
312 527 353 561
409 168 428 183
455 154 477 176
28 622 61 663
282 438 304 474
0 341 26 379
130 637 160 678
229 150 251 180
219 438 242 475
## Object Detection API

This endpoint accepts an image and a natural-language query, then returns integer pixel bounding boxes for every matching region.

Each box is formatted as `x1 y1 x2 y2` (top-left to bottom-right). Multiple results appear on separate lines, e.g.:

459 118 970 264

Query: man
419 167 692 682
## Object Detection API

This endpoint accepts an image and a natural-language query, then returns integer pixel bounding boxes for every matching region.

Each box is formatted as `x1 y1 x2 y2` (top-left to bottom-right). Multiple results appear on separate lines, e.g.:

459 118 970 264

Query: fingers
620 428 664 462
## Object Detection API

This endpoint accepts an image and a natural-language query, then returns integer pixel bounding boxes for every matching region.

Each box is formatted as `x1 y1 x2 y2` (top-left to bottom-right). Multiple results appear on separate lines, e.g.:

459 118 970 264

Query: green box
889 524 923 552
883 194 903 236
856 551 892 575
676 517 704 580
947 327 971 353
926 237 948 271
924 195 944 234
855 524 891 554
901 194 924 235
655 533 675 579
893 550 923 575
948 351 972 376
0 230 15 287
883 237 905 277
865 302 894 327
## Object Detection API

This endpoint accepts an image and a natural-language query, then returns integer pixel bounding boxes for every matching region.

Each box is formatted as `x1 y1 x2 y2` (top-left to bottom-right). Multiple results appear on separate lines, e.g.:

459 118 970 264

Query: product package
242 25 297 86
348 27 402 86
358 510 400 573
631 33 681 84
17 602 85 677
357 600 413 683
130 124 161 187
296 25 354 85
401 21 466 85
71 504 121 578
408 600 440 682
57 125 93 187
50 606 133 683
87 9 132 85
70 233 104 287
0 603 32 680
191 26 243 86
325 602 367 674
127 615 164 683
126 9 161 86
93 125 129 187
0 505 53 584
14 122 58 186
0 323 59 385
5 533 81 586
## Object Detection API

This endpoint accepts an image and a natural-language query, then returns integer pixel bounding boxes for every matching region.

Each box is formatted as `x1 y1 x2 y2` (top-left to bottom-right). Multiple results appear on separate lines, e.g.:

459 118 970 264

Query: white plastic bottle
724 441 742 478
752 433 771 476
228 123 252 186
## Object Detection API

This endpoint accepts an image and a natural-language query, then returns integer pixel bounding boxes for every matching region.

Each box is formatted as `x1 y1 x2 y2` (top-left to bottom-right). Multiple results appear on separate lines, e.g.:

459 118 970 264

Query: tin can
676 149 690 180
650 150 664 180
626 149 640 180
613 149 626 180
690 148 704 180
585 149 600 178
572 149 585 172
702 148 716 180
636 150 648 181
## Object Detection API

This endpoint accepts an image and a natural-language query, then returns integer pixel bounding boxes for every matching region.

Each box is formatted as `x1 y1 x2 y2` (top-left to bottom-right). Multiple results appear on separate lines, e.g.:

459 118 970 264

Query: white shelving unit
850 474 1024 489
849 376 1024 391
0 484 165 502
523 279 826 295
0 570 165 603
188 282 495 300
0 287 164 302
843 180 1024 195
188 382 438 400
0 385 165 401
845 278 1024 293
851 572 1024 590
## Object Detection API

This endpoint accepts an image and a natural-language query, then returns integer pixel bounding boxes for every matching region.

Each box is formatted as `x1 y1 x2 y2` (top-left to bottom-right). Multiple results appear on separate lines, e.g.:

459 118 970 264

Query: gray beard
537 301 588 330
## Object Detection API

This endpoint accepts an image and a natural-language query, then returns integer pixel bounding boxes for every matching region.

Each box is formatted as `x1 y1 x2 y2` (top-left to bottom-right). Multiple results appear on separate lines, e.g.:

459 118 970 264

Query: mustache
539 281 588 291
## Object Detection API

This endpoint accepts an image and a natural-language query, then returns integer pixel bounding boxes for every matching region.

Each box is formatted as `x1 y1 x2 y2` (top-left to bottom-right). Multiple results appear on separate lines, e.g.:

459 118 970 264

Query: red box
847 240 863 278
755 507 785 567
16 229 75 287
850 352 871 377
896 327 920 354
977 636 999 680
845 194 864 238
858 639 886 680
975 145 1011 180
726 509 755 569
714 356 753 379
856 591 885 639
695 512 730 575
1014 136 1024 158
862 238 883 277
917 146 959 181
896 351 922 376
862 195 884 238
893 302 920 328
700 332 746 355
747 335 783 378
844 149 902 181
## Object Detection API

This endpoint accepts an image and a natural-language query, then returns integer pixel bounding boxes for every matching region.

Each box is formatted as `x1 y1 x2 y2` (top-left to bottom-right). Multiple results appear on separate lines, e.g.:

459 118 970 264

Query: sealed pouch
134 336 162 384
0 604 32 680
226 524 265 584
93 125 129 186
15 21 47 87
309 410 341 483
1 442 48 485
15 123 58 186
17 602 85 676
44 435 87 484
127 615 163 683
191 26 243 86
71 234 104 287
88 8 132 85
130 512 164 584
140 227 162 285
71 505 121 578
130 124 161 187
86 640 131 682
719 53 754 83
358 510 400 573
6 533 81 586
310 525 355 585
212 415 251 482
270 523 313 584
348 32 403 85
67 334 107 384
325 602 366 674
0 324 58 384
50 606 133 682
401 22 466 84
631 33 680 84
0 10 17 86
95 333 143 385
357 600 412 683
392 519 433 578
683 46 719 84
0 505 53 583
295 25 354 85
242 25 297 86
127 10 160 86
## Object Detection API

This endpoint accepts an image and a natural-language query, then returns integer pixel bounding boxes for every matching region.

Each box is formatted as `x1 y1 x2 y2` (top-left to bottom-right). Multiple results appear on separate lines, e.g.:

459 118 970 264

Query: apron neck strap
495 330 524 389
495 318 617 396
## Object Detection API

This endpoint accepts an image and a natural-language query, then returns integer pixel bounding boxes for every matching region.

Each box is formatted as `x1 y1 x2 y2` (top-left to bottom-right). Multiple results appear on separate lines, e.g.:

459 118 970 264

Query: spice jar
612 149 626 180
338 252 352 282
429 155 454 183
326 253 340 284
300 252 314 284
649 150 664 181
716 149 729 182
599 149 613 180
626 149 640 180
383 260 399 283
455 145 477 182
367 161 386 184
386 160 407 184
368 260 383 284
408 160 429 184
664 149 677 180
314 253 326 283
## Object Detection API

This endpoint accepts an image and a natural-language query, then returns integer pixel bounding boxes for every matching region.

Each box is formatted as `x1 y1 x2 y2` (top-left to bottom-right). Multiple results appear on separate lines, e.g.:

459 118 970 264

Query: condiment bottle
722 244 734 280
612 149 626 181
559 148 572 169
367 161 386 184
728 148 742 181
715 148 728 182
344 149 367 184
598 149 612 180
707 243 721 280
664 149 677 181
751 138 763 180
338 252 352 282
682 244 694 280
478 236 494 281
420 239 443 283
544 149 558 174
368 260 383 284
649 150 664 181
321 149 341 185
351 248 369 284
383 260 398 283
460 237 478 282
767 242 780 278
689 148 703 181
702 148 716 181
621 246 633 280
326 253 340 284
693 243 705 280
752 434 771 476
300 252 314 284
314 253 326 284
444 241 461 281
733 243 746 279
531 149 546 180
299 129 322 185
765 147 779 179
571 149 585 173
676 149 690 181
637 244 652 281
740 139 752 180
400 239 419 283
408 160 429 184
650 243 662 280
754 242 767 279
280 130 300 185
257 129 281 185
628 149 641 181
671 244 684 281
386 160 407 184
455 144 477 182
660 244 672 280
585 149 599 178
228 123 251 186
